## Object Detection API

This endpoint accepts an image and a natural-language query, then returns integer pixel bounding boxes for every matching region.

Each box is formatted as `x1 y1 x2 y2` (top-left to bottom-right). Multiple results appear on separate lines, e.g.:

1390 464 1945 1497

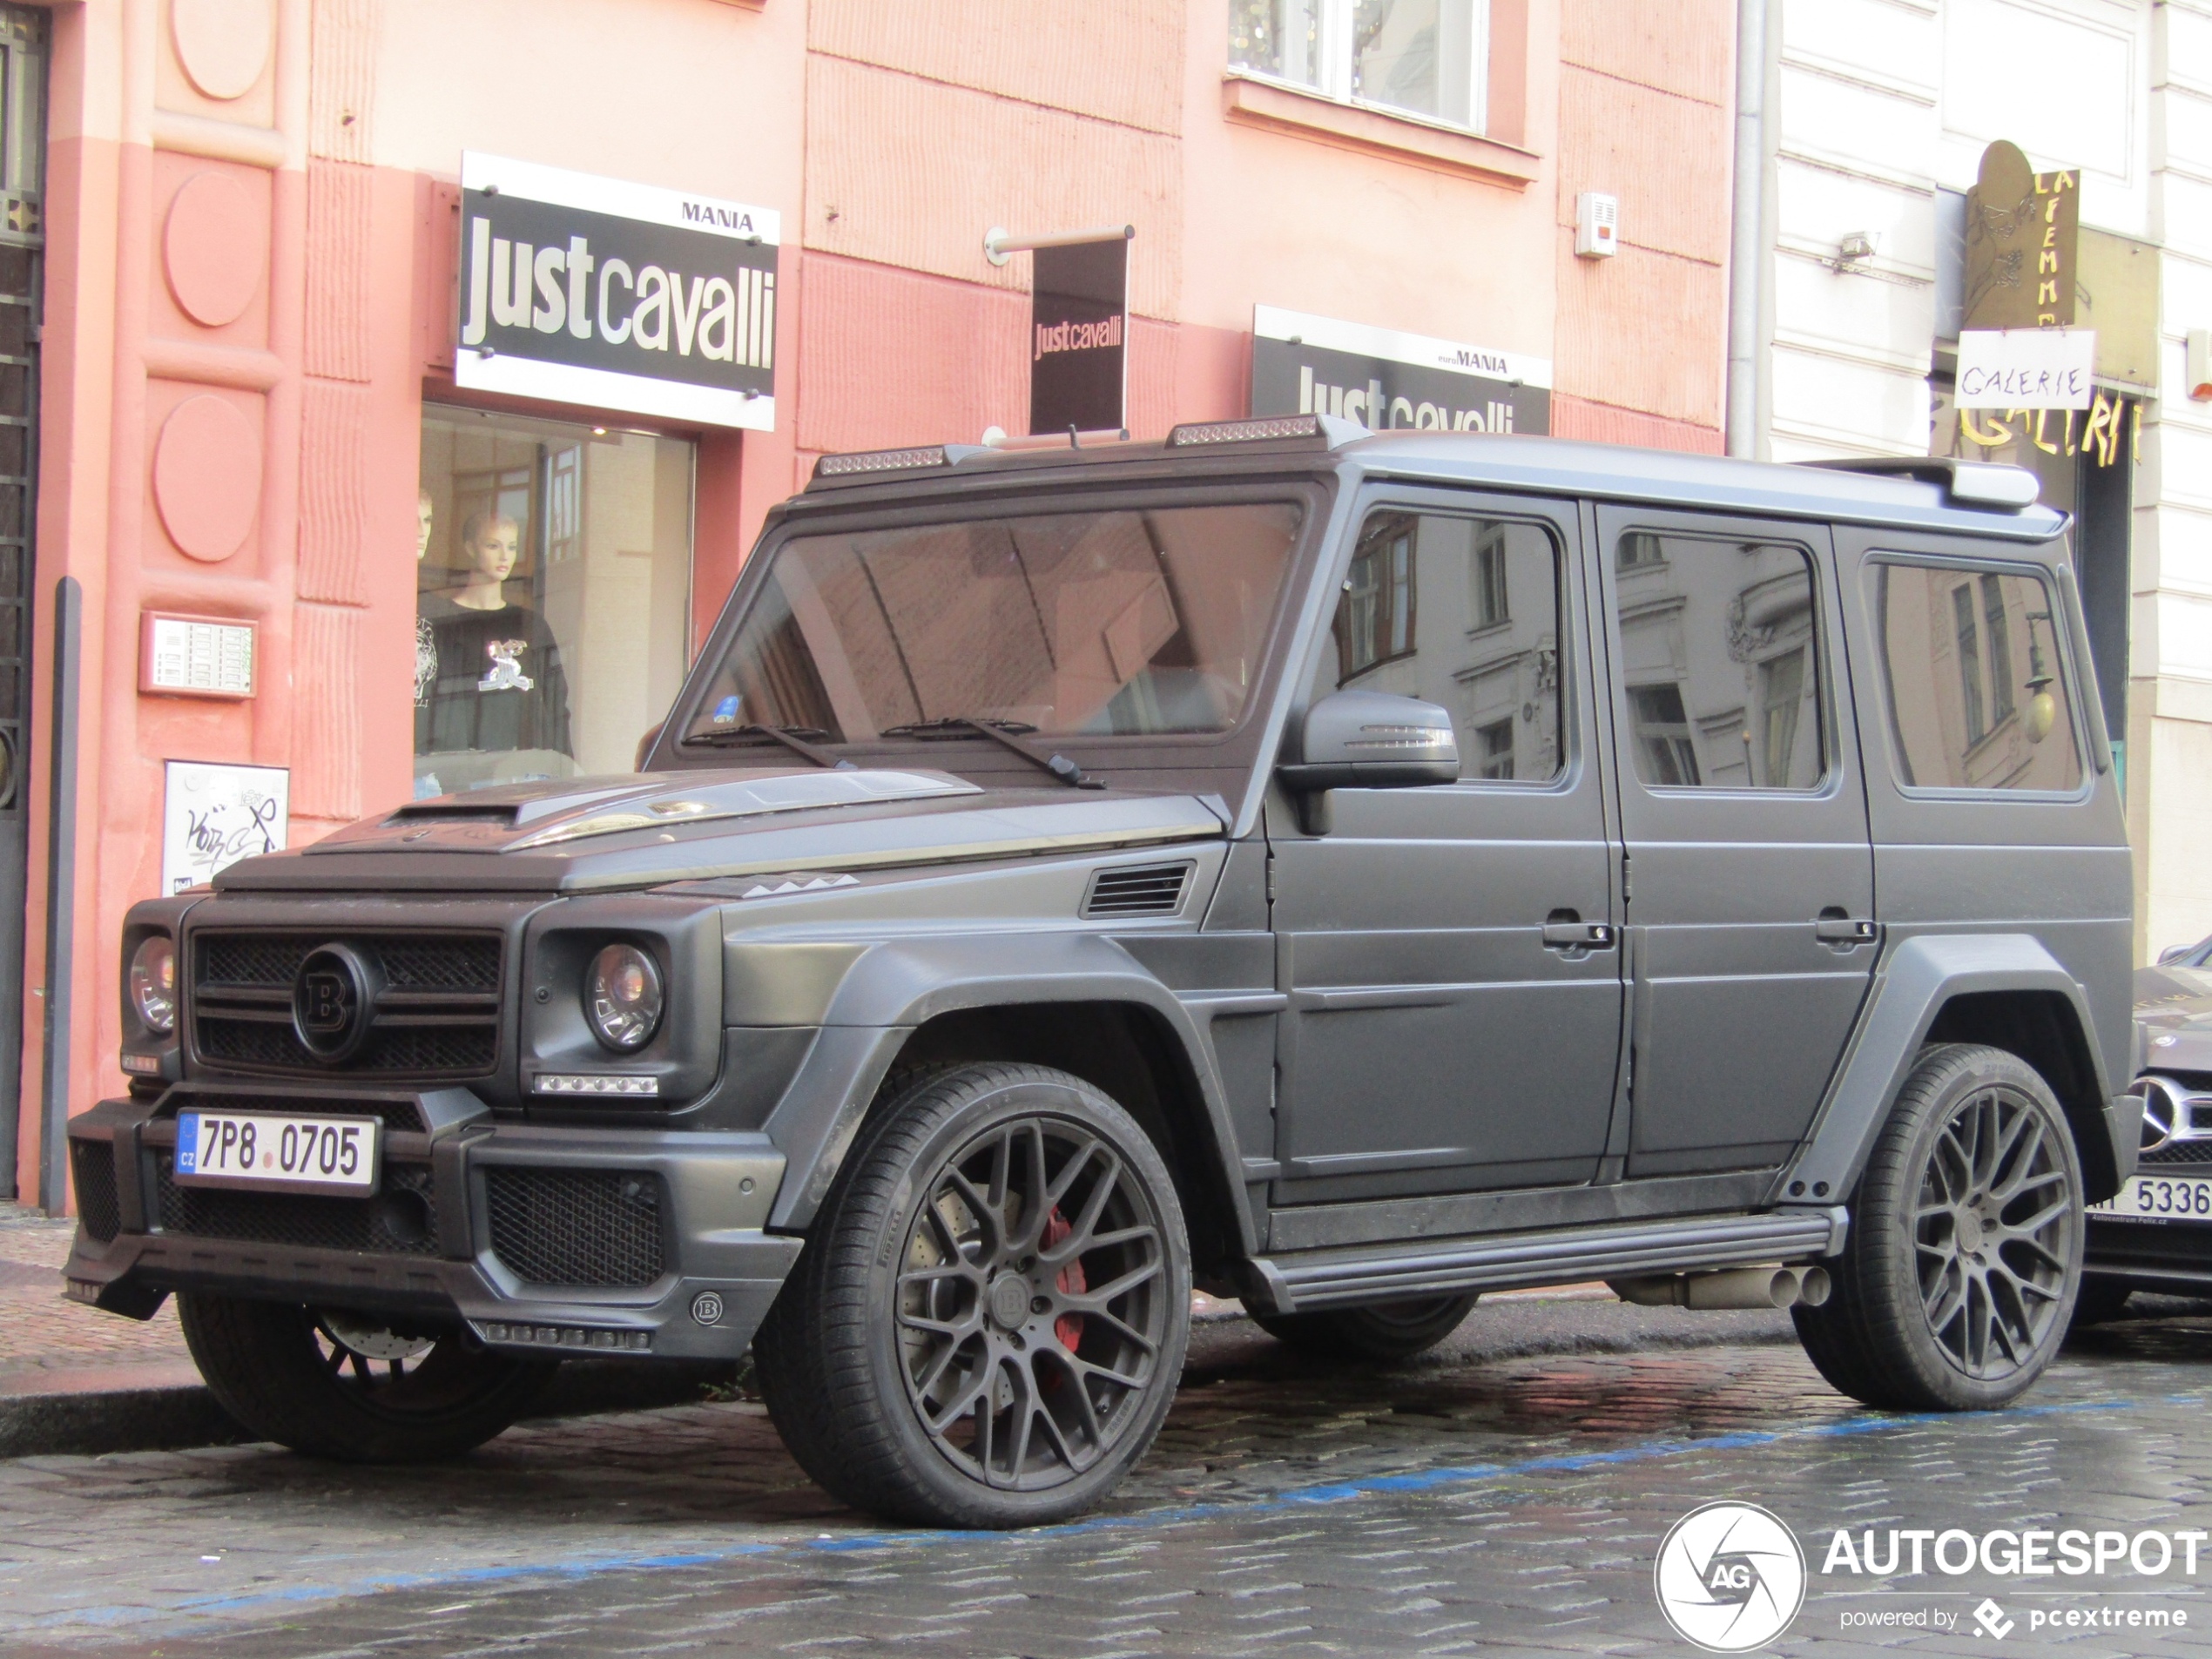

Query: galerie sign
1956 328 2095 409
1251 306 1550 435
455 152 781 430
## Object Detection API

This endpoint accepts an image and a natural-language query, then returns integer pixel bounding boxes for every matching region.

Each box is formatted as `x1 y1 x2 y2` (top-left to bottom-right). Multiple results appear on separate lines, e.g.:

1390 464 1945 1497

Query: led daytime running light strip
533 1074 660 1096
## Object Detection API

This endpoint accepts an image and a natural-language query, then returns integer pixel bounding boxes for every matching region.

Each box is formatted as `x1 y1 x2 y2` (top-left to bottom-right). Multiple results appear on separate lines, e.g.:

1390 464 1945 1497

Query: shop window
1229 0 1490 132
1866 561 2081 793
1611 532 1824 792
415 410 692 797
1313 509 1563 783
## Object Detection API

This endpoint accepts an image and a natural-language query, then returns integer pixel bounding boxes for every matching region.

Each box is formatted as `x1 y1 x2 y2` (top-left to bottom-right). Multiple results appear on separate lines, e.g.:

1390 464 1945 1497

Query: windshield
681 502 1305 744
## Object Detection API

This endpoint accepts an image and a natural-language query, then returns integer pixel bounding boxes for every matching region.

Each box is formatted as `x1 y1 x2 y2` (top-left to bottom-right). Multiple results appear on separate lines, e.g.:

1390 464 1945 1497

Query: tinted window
1866 561 2082 792
1313 510 1565 782
681 503 1302 743
1611 532 1824 791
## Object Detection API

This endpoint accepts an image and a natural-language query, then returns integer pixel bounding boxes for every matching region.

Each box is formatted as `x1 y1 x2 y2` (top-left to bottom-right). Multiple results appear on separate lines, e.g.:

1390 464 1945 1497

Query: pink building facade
3 0 1731 1209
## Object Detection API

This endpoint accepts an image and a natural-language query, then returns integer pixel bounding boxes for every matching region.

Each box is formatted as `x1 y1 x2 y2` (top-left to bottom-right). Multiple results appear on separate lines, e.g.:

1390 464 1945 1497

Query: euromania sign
455 152 781 431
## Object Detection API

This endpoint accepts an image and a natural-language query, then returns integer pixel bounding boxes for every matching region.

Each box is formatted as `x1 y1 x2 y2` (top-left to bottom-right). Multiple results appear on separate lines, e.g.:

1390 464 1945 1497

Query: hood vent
1082 862 1194 920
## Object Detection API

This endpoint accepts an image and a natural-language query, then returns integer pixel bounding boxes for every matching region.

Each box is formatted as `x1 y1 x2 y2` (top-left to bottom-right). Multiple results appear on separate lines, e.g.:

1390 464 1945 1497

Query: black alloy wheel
1794 1043 2082 1412
179 1294 556 1461
1254 1292 1480 1362
755 1062 1190 1528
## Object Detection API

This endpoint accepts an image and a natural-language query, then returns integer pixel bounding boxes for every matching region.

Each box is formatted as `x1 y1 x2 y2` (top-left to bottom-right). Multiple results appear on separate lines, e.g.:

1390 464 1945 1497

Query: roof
793 427 2071 545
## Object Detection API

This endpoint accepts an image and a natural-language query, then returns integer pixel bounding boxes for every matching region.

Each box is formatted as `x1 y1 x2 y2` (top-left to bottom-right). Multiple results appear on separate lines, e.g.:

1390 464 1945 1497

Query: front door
1270 491 1622 1204
1595 508 1878 1178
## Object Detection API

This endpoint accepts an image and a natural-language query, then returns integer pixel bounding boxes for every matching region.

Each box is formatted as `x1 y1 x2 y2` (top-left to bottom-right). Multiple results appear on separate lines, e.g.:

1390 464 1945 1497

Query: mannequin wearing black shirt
415 510 573 783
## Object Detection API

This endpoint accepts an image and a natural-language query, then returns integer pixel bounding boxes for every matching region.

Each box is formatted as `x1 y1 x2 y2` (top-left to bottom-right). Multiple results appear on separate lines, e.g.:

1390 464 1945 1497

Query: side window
1865 561 2082 792
1610 531 1825 791
1315 509 1566 783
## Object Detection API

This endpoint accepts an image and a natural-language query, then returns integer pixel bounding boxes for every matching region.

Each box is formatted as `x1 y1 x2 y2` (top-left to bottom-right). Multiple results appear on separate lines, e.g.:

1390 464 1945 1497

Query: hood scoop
318 768 984 854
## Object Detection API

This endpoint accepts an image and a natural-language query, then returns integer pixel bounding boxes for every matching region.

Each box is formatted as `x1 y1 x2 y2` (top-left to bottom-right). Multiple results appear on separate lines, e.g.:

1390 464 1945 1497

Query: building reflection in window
1612 532 1824 792
1314 510 1563 784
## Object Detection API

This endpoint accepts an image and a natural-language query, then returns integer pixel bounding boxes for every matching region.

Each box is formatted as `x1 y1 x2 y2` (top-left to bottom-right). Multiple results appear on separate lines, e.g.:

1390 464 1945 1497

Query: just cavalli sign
455 152 781 430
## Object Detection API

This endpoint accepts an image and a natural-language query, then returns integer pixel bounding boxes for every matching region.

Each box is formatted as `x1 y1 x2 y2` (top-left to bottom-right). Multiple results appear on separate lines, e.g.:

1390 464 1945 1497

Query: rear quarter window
1864 558 2082 793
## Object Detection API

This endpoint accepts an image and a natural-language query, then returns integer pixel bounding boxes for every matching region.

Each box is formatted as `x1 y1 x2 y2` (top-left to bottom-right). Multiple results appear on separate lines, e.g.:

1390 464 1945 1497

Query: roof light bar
813 445 954 480
1169 415 1327 447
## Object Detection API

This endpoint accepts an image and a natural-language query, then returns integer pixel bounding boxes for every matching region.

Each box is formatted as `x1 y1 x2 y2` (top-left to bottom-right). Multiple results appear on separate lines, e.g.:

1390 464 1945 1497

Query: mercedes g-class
65 416 2140 1527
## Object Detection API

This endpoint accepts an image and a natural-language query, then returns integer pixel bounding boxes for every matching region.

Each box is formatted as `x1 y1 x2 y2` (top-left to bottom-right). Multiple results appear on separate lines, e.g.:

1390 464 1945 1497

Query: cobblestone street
8 1291 2212 1656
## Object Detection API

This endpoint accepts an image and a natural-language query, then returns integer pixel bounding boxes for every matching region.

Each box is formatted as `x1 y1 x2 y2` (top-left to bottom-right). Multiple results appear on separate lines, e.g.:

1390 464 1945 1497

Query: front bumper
64 1087 801 1360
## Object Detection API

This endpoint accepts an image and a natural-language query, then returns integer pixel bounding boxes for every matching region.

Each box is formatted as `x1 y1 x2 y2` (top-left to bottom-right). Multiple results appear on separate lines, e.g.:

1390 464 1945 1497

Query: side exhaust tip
1609 1264 1831 1312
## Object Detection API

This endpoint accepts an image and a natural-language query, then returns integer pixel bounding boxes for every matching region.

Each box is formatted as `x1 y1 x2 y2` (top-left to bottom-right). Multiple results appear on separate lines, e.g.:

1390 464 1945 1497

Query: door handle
1542 915 1617 950
1814 914 1878 945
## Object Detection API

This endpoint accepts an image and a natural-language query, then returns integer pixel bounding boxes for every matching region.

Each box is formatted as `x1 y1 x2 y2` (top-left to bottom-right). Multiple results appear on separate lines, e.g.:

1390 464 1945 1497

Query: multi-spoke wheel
754 1062 1190 1527
1794 1044 2083 1412
1254 1293 1479 1362
178 1295 556 1461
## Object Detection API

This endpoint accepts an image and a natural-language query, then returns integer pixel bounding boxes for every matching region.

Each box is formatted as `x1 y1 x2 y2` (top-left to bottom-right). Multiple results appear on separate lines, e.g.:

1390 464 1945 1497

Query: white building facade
1751 0 2212 962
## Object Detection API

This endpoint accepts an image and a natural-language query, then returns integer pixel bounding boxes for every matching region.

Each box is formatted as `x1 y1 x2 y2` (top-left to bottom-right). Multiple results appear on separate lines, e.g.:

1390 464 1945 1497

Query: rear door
1595 507 1878 1177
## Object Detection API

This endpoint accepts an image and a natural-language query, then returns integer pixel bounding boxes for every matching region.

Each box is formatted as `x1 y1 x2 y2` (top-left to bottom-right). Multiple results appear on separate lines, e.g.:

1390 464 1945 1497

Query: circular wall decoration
163 172 266 327
171 0 274 102
153 395 262 562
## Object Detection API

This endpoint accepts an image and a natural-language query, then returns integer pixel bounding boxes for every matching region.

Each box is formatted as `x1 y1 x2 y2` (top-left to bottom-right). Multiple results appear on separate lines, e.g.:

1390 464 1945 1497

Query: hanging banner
1956 328 2096 408
1250 306 1550 435
1030 238 1129 435
1965 139 2080 331
455 152 780 431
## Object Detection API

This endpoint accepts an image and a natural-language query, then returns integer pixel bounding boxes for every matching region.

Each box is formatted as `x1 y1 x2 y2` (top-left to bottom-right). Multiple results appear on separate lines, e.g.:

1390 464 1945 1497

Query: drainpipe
1726 0 1769 459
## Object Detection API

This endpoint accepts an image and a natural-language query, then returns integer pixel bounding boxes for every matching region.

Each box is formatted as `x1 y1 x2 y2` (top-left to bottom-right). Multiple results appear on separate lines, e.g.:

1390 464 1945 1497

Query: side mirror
1278 691 1460 792
2160 944 2195 966
634 719 666 772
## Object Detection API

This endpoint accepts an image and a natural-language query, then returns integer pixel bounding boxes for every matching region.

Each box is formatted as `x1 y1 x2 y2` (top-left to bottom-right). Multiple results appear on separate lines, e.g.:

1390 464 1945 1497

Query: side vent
1082 861 1194 920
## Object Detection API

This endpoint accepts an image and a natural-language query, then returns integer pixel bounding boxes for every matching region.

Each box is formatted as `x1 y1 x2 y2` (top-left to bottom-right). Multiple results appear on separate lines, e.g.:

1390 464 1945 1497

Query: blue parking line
29 1390 2172 1633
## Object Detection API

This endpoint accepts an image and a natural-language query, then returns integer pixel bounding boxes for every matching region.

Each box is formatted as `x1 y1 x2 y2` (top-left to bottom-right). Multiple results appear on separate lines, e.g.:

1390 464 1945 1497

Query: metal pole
1725 0 1769 459
983 224 1133 267
37 576 79 1215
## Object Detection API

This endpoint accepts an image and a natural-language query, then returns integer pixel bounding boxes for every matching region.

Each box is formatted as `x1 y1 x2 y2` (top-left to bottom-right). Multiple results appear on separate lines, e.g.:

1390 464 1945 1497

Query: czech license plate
173 1110 380 1195
2088 1173 2212 1224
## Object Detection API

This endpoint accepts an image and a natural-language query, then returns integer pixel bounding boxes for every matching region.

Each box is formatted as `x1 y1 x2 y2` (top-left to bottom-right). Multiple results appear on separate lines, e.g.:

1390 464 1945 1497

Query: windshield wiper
877 717 1104 790
683 723 855 770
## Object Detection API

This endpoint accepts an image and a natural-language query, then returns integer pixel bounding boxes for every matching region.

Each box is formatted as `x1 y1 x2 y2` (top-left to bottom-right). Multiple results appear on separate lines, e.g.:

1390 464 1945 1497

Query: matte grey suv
64 418 2140 1527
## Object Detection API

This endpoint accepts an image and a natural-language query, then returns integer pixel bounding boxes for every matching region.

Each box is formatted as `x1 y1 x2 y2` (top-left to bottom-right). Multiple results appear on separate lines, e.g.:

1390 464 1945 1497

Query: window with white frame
1229 0 1490 132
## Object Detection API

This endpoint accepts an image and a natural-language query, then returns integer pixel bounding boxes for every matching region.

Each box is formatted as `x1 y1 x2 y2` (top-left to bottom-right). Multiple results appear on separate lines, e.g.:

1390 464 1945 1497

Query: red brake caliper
1041 1211 1086 1352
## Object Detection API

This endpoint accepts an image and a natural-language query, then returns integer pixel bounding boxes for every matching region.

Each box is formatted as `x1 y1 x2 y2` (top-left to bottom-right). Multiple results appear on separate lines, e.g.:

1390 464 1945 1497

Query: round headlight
130 935 177 1035
585 943 663 1052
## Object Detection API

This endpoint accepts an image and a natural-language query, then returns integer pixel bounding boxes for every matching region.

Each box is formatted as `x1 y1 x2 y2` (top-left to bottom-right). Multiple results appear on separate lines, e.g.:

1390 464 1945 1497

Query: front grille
2140 1143 2212 1168
1082 861 1194 919
71 1140 119 1243
485 1169 666 1289
190 930 502 1082
152 1153 439 1256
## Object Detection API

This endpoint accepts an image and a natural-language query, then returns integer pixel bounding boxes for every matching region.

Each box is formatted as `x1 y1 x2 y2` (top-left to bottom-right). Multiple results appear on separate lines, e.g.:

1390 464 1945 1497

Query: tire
753 1062 1191 1528
178 1295 556 1462
1254 1293 1479 1362
1793 1043 2082 1412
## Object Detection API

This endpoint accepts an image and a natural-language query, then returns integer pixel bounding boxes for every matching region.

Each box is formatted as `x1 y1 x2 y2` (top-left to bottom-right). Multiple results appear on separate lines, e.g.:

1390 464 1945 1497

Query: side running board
1242 1207 1848 1314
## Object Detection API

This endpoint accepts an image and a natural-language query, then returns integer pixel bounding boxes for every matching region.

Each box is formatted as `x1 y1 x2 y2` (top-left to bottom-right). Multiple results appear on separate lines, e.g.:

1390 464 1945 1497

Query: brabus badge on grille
292 943 380 1063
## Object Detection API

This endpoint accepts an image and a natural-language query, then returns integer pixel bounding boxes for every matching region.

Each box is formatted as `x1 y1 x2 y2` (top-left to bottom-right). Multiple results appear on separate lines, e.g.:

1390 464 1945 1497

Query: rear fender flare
1780 933 2123 1205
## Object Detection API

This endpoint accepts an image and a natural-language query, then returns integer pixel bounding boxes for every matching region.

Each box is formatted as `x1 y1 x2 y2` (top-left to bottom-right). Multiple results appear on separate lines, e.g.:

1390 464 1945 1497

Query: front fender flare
757 933 1255 1251
1779 933 2124 1206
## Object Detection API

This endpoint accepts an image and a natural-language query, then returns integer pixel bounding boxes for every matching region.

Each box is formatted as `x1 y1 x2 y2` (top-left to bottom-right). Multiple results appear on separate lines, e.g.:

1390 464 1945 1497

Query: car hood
2137 961 2212 1076
212 767 1228 895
